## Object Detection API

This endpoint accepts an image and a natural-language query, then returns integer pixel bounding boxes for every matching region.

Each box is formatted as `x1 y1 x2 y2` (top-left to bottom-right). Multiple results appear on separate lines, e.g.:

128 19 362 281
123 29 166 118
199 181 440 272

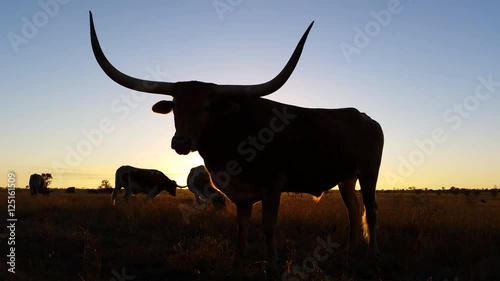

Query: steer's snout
171 136 192 155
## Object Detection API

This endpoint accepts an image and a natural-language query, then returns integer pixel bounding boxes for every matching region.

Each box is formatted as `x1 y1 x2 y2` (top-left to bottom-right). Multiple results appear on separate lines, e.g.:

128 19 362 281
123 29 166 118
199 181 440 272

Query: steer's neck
197 98 292 185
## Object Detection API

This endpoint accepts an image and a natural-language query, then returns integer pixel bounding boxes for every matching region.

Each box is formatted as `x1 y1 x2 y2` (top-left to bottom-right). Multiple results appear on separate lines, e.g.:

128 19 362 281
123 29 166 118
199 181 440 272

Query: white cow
112 165 182 205
187 165 226 209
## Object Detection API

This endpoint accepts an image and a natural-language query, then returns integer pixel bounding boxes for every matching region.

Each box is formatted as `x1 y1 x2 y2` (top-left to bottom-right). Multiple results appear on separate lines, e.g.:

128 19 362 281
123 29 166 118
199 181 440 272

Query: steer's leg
146 186 159 201
111 186 120 205
339 177 365 255
359 175 380 257
232 202 252 276
262 177 283 279
235 203 253 258
113 171 121 205
124 184 132 203
358 118 383 258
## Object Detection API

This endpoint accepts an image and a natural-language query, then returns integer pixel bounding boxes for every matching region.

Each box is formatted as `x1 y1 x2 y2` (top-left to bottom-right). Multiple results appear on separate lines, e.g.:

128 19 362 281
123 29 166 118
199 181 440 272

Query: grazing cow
112 165 183 205
29 174 48 195
65 187 76 193
187 165 226 209
90 12 384 278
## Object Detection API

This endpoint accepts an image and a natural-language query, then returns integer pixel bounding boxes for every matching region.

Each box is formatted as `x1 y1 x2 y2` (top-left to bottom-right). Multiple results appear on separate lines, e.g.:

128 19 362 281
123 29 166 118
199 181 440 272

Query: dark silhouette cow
187 165 226 209
29 174 49 195
65 187 76 193
112 165 183 205
90 12 384 277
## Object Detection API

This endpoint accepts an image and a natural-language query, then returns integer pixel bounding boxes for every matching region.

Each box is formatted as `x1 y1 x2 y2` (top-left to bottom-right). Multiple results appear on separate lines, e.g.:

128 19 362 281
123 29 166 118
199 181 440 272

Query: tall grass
1 190 499 281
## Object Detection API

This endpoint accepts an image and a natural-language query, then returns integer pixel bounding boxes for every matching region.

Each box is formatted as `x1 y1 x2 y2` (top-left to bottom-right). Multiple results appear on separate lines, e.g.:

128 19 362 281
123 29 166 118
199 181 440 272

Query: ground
0 189 499 281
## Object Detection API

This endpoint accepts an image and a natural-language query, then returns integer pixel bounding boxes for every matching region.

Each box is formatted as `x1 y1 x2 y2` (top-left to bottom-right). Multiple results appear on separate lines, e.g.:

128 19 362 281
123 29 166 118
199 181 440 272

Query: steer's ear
213 99 240 115
152 100 174 114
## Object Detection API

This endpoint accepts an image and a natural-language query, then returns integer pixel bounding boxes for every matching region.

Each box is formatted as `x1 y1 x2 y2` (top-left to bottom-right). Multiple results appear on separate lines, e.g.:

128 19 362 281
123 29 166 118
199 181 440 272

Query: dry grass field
1 189 499 281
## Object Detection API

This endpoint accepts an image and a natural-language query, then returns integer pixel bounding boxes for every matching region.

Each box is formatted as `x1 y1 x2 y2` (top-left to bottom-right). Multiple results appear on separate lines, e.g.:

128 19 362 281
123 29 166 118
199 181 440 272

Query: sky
1 0 499 190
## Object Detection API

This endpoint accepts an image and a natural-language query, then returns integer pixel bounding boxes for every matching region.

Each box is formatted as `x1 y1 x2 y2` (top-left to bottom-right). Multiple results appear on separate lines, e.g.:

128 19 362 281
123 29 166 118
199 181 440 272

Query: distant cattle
65 187 76 193
29 174 49 195
112 165 183 205
187 165 226 209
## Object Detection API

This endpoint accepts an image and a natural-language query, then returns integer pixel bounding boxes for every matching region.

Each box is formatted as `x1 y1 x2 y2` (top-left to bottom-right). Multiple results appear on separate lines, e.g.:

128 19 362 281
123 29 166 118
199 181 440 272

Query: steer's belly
129 182 152 195
208 171 263 204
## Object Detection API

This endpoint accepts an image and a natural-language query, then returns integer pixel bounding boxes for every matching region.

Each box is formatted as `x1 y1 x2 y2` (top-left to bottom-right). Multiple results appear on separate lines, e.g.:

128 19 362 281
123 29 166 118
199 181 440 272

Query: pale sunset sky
1 1 499 190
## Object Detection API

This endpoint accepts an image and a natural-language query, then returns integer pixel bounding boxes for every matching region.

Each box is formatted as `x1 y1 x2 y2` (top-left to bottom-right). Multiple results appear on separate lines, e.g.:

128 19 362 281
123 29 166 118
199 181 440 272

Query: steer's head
165 180 177 196
89 11 313 155
150 82 218 155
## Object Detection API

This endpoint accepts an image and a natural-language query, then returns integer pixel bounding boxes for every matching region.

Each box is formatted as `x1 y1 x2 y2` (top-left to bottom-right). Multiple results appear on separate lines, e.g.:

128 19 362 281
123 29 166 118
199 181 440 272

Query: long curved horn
89 11 174 95
213 21 314 97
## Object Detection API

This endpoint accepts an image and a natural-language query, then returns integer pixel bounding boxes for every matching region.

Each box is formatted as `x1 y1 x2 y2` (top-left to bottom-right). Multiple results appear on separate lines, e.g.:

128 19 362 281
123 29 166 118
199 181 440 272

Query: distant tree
98 179 112 189
449 186 459 196
407 186 423 195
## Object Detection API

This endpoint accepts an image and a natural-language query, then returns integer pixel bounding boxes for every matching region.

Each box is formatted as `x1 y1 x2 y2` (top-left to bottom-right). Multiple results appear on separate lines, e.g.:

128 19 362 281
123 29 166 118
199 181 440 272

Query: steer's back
246 101 382 195
283 106 383 194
